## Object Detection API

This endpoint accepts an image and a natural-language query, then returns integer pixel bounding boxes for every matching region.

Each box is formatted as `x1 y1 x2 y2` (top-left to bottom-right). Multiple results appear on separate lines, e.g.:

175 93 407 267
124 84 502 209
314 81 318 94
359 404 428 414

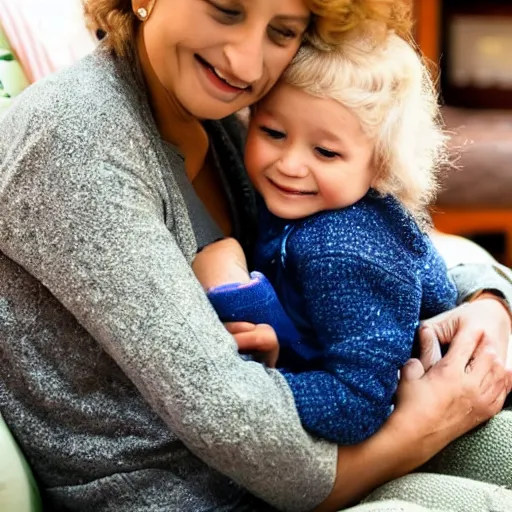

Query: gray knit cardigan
0 45 510 512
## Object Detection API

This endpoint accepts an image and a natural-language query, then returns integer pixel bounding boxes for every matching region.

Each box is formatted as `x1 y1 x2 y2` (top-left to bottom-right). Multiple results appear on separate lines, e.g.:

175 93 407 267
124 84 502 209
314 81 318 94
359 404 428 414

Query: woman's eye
268 26 298 44
209 1 241 21
260 126 286 140
315 147 340 159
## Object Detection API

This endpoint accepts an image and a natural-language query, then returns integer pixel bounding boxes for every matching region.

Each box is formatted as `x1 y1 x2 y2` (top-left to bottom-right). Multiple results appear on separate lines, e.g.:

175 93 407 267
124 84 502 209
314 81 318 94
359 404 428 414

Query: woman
0 0 510 511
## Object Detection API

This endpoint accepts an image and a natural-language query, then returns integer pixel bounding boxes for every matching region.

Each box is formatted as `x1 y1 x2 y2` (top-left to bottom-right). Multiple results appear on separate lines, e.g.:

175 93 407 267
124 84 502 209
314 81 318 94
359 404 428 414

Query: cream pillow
0 412 42 512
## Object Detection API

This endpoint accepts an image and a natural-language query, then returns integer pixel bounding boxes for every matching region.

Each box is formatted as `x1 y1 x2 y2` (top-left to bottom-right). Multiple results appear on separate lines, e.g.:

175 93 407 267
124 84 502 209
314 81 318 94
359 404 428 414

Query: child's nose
276 153 309 178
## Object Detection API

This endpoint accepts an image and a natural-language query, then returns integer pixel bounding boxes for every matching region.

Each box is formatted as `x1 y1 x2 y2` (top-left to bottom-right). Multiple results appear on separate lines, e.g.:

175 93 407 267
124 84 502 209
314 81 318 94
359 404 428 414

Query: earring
137 7 148 20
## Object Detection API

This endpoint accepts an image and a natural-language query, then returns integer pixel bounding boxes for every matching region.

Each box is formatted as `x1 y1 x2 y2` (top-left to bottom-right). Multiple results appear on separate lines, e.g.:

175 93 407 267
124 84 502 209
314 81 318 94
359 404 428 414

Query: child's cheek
245 134 270 175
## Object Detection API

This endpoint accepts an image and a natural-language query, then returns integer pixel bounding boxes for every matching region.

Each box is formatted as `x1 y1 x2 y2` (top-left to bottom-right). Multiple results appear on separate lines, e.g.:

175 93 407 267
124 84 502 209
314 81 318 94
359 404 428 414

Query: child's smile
244 82 376 220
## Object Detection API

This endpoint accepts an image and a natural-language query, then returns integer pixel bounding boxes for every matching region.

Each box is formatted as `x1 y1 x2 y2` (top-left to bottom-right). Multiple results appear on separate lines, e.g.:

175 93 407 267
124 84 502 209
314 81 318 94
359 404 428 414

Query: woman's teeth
212 67 249 90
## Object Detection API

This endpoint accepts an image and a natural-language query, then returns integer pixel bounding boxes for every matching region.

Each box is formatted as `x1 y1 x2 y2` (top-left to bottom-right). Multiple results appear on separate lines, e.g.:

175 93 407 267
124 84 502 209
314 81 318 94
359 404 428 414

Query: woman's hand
419 294 512 370
316 325 512 512
397 337 511 446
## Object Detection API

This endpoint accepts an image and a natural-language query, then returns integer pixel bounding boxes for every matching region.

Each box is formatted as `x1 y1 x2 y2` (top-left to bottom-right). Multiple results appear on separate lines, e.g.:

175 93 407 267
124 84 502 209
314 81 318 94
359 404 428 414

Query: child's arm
192 238 300 366
192 238 251 290
280 251 422 445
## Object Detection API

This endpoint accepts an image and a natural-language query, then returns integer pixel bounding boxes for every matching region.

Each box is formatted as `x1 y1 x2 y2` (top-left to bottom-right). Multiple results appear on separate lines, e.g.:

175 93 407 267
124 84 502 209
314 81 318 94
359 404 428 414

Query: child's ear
369 154 380 188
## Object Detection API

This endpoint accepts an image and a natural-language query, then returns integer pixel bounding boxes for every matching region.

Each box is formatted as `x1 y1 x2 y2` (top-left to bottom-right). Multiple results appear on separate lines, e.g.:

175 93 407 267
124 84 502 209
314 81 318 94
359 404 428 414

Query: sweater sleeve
0 115 336 511
449 263 512 309
280 253 421 445
419 240 458 318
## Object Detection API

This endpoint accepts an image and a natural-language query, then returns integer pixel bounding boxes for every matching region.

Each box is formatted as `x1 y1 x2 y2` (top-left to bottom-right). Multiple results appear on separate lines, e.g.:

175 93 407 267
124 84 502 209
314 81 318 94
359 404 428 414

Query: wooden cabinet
413 0 442 64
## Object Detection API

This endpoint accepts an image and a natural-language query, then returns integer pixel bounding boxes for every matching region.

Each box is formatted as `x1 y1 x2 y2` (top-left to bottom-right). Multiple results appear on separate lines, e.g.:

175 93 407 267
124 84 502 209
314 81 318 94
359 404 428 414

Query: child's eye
315 147 340 159
260 126 286 140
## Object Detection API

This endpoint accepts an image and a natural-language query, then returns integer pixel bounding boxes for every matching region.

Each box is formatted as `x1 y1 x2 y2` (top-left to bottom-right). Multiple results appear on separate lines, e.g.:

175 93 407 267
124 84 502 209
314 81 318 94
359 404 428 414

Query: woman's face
138 0 310 119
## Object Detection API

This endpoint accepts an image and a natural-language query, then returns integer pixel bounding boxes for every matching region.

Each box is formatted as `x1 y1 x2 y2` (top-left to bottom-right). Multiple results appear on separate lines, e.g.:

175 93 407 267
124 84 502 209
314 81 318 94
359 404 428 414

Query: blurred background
415 0 512 265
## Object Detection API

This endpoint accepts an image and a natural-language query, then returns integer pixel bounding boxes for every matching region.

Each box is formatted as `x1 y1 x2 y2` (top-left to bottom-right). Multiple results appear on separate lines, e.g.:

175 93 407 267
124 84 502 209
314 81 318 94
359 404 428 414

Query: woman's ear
133 0 156 21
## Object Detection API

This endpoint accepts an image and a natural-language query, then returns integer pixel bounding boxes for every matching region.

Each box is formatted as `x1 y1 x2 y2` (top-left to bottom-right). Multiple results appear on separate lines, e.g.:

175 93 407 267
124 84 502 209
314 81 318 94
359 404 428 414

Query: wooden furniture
432 211 512 267
413 0 441 64
414 0 512 266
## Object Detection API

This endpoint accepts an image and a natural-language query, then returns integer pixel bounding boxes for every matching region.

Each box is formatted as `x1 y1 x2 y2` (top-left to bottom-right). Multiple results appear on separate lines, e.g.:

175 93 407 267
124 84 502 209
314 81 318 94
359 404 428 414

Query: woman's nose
223 27 265 85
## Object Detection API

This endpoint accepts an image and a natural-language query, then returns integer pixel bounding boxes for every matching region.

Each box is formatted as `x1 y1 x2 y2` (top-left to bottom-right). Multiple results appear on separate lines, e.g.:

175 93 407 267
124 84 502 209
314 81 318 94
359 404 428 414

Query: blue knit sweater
209 192 457 444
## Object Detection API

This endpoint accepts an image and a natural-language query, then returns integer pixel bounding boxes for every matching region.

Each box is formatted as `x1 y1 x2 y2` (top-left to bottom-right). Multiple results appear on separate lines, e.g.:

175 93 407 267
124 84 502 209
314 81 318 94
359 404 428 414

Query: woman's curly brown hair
83 0 134 56
306 0 413 47
83 0 413 57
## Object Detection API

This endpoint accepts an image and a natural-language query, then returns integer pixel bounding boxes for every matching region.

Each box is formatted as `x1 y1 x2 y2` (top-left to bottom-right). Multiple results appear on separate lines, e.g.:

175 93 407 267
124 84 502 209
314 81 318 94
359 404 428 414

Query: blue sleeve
207 271 302 348
280 253 422 445
420 238 458 319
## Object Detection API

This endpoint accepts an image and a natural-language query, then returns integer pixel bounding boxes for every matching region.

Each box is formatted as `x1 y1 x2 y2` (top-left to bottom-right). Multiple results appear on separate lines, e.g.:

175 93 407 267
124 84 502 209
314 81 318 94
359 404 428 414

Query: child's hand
192 238 250 290
225 321 280 368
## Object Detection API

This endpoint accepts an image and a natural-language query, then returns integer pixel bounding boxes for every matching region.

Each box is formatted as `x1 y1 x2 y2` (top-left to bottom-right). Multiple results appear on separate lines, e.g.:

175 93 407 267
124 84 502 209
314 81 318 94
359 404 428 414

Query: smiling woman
130 0 310 120
84 0 412 54
82 0 412 122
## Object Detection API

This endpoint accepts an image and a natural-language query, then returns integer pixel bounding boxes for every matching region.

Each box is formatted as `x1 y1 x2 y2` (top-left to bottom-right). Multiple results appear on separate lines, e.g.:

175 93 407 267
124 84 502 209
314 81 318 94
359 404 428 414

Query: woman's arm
0 115 336 512
430 230 512 307
429 231 512 364
316 332 512 512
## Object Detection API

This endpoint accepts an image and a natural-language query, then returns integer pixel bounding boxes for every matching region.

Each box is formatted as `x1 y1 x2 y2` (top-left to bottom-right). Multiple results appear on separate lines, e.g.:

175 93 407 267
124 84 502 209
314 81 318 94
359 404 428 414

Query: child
192 27 457 445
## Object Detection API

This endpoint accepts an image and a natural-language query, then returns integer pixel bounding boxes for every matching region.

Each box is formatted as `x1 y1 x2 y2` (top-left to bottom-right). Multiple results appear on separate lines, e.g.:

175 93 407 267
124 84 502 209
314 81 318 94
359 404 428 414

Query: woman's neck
135 32 208 181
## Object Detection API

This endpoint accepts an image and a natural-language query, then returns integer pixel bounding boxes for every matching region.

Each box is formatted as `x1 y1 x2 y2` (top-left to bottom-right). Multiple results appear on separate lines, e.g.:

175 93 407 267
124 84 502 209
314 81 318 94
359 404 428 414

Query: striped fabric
0 0 96 83
0 25 29 112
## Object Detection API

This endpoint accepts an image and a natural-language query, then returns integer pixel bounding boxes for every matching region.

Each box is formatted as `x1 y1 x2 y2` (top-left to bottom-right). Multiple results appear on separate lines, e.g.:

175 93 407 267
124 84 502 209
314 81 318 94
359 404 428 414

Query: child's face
244 83 375 220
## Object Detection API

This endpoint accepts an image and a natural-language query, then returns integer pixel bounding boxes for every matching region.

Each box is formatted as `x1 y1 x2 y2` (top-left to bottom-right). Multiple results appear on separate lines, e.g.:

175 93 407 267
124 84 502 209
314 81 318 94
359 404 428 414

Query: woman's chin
183 96 250 121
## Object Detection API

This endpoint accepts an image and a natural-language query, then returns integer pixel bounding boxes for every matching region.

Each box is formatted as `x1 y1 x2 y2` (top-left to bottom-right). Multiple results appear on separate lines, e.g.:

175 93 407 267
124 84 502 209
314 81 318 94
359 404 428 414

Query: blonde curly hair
83 0 412 57
281 26 446 225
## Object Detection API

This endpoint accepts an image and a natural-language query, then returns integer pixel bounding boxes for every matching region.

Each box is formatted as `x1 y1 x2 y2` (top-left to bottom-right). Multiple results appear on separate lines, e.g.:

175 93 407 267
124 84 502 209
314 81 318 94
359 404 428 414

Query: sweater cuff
449 263 512 314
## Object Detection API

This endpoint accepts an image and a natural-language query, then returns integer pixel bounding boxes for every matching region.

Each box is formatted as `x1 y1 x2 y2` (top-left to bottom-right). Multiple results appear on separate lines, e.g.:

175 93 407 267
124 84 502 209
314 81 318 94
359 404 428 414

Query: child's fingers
226 323 280 367
224 321 256 335
234 324 278 354
248 345 280 368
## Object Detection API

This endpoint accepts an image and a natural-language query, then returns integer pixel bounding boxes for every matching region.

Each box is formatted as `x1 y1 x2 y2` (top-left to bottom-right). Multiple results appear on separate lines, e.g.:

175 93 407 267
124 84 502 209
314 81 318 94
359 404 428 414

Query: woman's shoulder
2 45 153 144
0 46 171 207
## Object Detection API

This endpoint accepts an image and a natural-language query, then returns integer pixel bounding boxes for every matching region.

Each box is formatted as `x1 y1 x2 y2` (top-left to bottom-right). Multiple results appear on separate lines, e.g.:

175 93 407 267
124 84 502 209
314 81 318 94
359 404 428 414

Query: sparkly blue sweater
209 192 457 444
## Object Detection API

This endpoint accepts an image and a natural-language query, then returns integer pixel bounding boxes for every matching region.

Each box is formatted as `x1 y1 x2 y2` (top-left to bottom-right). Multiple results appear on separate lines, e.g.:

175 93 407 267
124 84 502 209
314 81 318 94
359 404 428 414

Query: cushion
0 412 42 512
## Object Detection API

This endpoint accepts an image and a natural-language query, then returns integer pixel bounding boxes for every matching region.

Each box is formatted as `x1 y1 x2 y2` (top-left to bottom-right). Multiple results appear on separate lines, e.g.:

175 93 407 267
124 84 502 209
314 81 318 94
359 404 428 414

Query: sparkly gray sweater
0 45 511 512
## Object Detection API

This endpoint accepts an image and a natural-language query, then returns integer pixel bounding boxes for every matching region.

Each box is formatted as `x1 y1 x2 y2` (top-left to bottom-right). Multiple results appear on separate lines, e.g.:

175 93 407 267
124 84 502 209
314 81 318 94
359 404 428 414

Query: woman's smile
194 53 252 102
